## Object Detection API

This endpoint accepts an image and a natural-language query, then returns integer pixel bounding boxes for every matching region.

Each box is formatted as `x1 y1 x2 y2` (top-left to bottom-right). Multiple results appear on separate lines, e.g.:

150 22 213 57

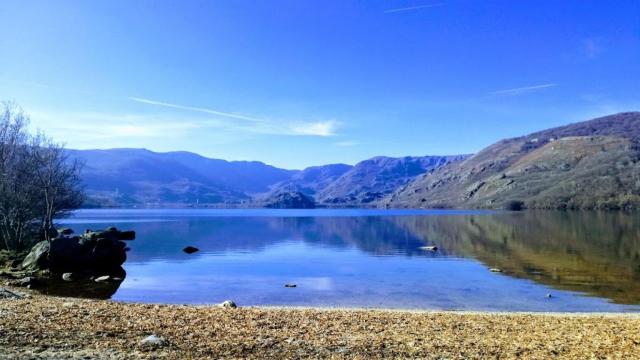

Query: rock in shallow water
182 246 199 254
20 227 135 275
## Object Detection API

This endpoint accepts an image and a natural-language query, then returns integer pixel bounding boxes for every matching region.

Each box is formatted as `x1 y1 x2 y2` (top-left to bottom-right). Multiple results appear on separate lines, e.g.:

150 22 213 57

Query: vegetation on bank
0 102 83 251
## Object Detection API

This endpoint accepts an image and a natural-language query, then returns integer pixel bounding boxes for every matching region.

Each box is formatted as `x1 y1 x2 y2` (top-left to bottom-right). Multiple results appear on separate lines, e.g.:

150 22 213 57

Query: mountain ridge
384 112 640 210
69 148 463 207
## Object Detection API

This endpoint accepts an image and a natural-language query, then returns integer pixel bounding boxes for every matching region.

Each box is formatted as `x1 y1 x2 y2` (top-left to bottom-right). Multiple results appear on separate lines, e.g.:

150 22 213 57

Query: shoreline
2 288 639 359
253 305 640 317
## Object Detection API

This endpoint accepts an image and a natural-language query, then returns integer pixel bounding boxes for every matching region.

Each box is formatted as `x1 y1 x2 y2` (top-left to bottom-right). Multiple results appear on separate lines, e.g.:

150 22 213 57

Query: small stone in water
62 273 74 282
284 284 297 288
94 275 110 282
183 246 199 254
419 245 438 251
489 268 503 273
545 293 553 298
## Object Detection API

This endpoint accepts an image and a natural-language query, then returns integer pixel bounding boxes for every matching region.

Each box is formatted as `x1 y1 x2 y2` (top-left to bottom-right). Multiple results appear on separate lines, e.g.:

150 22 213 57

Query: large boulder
21 227 135 275
21 241 50 271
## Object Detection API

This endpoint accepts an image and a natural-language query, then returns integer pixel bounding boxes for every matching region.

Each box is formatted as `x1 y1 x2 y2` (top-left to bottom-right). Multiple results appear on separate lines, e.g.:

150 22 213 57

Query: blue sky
1 0 639 169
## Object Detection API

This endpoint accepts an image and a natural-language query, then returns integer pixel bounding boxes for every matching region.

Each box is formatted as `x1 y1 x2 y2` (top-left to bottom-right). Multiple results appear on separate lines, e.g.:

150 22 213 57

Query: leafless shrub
0 102 84 250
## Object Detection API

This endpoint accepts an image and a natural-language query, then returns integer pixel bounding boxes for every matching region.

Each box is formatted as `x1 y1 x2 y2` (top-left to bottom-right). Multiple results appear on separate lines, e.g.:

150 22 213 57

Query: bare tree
0 102 84 250
32 134 84 241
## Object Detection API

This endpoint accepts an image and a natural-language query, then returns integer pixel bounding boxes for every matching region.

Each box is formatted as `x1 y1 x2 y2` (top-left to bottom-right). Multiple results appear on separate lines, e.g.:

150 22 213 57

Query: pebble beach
1 288 639 359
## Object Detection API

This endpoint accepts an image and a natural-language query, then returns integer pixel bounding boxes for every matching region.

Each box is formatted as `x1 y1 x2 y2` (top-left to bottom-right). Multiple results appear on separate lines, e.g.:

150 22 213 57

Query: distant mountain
70 149 462 207
68 148 296 206
384 112 640 210
315 155 468 205
268 163 353 197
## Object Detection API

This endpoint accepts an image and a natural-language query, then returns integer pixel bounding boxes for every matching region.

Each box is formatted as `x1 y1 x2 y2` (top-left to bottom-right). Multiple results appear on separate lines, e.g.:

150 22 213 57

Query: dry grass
1 292 639 359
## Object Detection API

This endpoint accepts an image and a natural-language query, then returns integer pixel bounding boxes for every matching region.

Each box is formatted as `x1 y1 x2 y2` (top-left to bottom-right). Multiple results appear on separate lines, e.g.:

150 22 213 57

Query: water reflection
390 212 640 304
64 209 640 308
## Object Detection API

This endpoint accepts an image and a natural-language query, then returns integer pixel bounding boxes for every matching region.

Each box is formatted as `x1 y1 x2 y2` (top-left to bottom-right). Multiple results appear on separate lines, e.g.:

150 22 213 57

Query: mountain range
69 149 464 207
384 112 640 210
70 112 640 210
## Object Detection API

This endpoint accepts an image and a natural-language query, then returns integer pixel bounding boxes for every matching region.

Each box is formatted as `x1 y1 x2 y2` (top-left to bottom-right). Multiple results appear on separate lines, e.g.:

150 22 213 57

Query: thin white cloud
491 83 558 96
129 97 268 123
384 3 444 13
290 120 339 136
129 96 339 137
28 111 203 140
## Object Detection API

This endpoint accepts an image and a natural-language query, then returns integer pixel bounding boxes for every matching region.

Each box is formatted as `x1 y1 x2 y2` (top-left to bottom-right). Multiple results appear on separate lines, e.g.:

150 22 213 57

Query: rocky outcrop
21 227 135 275
315 155 468 206
259 191 317 209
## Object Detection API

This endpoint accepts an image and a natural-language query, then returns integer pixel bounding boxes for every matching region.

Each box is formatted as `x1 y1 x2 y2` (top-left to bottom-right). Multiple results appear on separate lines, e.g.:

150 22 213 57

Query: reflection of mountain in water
391 212 640 304
82 211 640 304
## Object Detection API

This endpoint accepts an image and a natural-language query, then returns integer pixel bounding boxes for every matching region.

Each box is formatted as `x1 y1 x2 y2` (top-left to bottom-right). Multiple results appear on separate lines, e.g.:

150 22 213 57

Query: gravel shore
1 290 639 359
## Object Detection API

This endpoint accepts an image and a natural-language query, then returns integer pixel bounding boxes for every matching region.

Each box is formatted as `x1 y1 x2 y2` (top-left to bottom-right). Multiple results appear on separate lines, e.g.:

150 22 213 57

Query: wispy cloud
130 96 339 137
29 111 203 140
290 120 339 136
384 3 444 13
129 97 268 123
491 83 558 96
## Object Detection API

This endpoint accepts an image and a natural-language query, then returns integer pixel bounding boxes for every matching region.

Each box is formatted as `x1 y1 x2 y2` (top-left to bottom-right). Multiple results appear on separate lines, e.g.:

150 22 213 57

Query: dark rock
183 246 199 254
21 241 50 271
14 276 43 288
58 228 74 236
21 227 135 275
419 245 438 251
284 284 297 288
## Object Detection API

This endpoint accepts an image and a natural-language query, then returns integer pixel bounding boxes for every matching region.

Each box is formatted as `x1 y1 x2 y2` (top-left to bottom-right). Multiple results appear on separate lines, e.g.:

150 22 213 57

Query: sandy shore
1 290 639 359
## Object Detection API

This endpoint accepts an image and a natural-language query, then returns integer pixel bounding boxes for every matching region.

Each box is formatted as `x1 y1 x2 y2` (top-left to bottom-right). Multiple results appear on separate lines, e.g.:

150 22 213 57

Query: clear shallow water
61 209 640 312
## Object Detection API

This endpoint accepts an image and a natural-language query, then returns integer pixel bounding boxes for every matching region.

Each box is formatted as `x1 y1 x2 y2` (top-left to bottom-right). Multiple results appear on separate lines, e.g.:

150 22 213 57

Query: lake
60 209 640 312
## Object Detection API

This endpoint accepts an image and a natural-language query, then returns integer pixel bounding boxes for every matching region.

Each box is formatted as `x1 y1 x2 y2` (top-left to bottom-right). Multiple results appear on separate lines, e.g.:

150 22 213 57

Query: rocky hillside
384 112 640 210
316 155 468 206
268 164 353 197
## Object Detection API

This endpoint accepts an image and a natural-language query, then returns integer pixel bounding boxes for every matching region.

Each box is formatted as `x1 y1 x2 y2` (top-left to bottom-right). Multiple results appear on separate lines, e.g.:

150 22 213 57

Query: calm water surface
61 209 640 312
